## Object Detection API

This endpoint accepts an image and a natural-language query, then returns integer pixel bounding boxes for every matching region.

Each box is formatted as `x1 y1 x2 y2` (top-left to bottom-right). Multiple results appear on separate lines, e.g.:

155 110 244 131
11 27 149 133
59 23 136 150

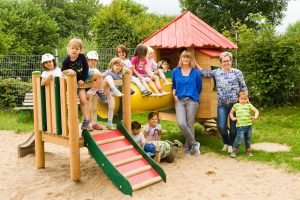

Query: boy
229 91 259 158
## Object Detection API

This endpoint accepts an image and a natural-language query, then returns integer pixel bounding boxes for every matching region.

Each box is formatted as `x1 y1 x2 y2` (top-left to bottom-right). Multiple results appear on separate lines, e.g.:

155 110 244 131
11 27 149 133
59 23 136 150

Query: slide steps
83 124 166 196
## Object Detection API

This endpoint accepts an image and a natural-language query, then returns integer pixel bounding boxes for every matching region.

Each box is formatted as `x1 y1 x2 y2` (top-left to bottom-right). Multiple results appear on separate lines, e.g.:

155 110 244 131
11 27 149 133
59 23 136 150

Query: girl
86 51 103 131
61 38 106 130
40 53 62 86
115 44 152 96
143 112 176 163
103 57 125 129
131 44 163 96
146 46 171 86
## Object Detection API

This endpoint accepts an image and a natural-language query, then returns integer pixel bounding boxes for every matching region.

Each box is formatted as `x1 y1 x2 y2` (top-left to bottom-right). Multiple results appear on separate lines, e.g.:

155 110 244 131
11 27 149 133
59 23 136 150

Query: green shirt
232 103 256 127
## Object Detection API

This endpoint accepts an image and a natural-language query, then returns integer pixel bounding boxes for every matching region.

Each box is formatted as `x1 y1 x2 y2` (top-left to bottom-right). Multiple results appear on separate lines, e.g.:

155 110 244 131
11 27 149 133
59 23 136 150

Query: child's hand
251 116 258 121
231 117 237 121
138 75 143 81
78 80 84 86
69 69 76 75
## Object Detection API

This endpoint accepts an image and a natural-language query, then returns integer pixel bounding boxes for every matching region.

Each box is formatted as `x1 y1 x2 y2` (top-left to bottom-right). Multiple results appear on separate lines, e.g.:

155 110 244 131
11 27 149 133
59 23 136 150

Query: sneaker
96 91 107 103
191 142 200 156
230 152 236 158
112 88 124 97
81 119 89 130
228 146 233 153
184 147 192 156
173 140 183 147
106 123 115 130
92 123 103 130
165 140 174 146
246 149 253 157
87 124 93 131
221 144 228 152
141 89 152 96
130 88 135 95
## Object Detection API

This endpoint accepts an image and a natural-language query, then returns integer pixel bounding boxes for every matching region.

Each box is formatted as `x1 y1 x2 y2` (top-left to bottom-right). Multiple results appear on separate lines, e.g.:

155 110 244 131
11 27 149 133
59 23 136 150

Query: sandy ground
1 131 300 200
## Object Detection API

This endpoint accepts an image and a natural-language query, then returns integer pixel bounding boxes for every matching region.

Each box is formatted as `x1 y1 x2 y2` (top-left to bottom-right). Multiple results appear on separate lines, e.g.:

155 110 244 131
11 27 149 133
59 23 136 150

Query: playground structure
142 11 238 125
29 71 166 196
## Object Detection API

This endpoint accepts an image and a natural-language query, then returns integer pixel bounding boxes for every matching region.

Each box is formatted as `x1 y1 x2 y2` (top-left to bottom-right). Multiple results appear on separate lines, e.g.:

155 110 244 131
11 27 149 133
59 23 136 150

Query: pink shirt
131 56 147 75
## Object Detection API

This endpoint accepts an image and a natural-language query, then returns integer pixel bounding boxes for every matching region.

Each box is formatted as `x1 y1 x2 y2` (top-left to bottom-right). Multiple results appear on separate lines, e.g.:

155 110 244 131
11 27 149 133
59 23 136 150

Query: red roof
197 49 222 57
142 11 238 49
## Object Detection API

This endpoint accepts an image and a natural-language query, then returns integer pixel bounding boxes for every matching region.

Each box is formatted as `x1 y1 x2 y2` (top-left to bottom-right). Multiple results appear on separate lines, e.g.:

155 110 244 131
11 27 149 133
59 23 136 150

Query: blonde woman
172 50 202 156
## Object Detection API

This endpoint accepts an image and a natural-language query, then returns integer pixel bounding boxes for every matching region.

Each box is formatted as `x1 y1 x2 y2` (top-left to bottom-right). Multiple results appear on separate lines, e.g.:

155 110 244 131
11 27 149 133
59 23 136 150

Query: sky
100 0 300 33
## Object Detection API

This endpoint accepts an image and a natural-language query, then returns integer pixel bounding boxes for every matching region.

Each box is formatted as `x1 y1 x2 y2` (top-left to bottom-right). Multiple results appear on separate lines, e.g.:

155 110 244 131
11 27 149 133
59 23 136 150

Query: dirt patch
252 142 291 152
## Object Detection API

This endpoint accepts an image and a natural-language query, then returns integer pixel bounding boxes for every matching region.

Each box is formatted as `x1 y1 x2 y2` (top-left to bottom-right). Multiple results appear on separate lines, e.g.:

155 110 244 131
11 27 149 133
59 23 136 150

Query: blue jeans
175 99 199 148
234 125 252 150
217 103 237 146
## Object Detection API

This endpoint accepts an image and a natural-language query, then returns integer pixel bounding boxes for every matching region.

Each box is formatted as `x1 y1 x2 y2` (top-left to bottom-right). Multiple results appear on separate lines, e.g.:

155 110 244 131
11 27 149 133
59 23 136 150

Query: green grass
0 110 34 133
2 104 300 171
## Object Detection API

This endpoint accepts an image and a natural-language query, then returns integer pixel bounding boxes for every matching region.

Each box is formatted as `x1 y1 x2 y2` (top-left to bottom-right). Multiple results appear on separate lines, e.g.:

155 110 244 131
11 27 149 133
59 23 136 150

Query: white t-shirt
144 123 162 141
41 67 62 79
131 133 146 147
123 59 132 69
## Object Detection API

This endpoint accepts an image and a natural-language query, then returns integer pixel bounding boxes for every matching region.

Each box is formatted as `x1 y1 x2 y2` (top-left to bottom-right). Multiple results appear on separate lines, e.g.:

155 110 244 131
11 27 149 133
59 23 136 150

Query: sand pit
1 131 300 200
252 142 291 152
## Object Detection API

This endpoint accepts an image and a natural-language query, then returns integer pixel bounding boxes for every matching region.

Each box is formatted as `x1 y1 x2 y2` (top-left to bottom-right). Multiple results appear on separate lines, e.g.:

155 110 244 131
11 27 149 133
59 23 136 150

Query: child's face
88 59 98 68
112 63 122 73
146 51 154 59
162 61 169 71
43 60 54 70
132 128 141 136
238 94 249 104
68 43 81 59
117 48 126 60
149 115 158 127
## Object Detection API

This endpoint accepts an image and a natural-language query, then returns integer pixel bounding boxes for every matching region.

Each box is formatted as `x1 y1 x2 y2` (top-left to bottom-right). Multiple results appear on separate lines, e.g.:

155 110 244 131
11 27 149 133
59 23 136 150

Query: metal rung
96 136 125 145
104 145 133 156
113 155 142 167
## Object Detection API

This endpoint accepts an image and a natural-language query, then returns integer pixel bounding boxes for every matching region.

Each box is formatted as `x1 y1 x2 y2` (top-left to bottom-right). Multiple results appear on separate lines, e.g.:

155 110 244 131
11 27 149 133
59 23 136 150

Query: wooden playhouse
142 11 237 122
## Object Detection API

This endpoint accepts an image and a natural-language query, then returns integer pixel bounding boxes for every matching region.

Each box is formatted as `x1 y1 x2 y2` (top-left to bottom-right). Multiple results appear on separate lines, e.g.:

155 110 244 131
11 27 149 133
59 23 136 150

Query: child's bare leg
78 89 90 130
105 88 115 129
146 77 159 94
105 75 123 97
157 68 170 84
90 71 104 91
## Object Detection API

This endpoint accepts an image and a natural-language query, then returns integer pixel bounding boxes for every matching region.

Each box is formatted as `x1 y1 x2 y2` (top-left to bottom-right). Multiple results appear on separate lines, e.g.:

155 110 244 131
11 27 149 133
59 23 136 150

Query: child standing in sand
229 91 259 158
40 53 62 86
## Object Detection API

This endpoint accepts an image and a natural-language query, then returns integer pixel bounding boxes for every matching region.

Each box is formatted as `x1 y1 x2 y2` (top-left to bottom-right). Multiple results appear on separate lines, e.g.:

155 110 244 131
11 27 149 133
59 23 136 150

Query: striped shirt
231 103 256 127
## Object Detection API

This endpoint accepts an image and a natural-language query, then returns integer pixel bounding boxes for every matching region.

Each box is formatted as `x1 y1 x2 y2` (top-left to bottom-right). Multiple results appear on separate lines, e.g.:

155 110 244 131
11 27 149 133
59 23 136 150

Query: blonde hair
219 51 233 62
108 57 125 74
178 50 195 68
239 91 249 97
67 38 84 52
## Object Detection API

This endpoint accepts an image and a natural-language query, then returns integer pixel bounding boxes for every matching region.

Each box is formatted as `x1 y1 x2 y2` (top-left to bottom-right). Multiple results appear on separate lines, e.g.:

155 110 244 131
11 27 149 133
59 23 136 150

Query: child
131 121 146 148
146 46 171 86
143 112 176 163
131 44 164 96
61 38 106 130
103 57 125 129
229 91 259 158
157 59 171 74
86 51 103 131
40 53 62 86
115 44 152 96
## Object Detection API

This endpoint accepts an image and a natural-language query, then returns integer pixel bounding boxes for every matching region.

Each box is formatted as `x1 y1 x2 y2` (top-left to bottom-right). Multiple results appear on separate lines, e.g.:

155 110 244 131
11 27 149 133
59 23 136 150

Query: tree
179 0 289 31
0 0 59 54
90 0 174 48
286 20 300 36
33 0 101 39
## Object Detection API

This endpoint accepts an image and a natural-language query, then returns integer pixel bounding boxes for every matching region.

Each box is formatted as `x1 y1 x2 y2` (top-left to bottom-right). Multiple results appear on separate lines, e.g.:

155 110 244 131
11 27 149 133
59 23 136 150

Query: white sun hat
41 53 55 63
87 51 99 60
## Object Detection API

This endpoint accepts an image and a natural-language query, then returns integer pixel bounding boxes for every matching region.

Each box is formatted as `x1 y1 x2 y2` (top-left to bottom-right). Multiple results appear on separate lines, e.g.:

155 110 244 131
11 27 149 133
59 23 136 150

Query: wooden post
122 73 131 132
32 71 45 168
66 74 80 181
